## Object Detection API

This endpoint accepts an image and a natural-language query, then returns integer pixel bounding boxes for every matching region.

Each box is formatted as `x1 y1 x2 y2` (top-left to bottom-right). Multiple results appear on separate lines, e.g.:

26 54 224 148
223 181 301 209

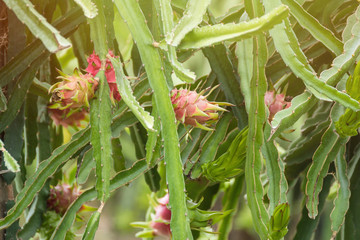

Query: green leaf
88 0 108 58
269 3 360 140
166 0 211 46
0 59 39 133
24 93 38 165
294 175 332 240
77 148 94 184
112 138 125 172
202 126 247 182
179 5 289 50
81 211 101 240
0 139 20 172
3 0 71 53
145 97 161 167
217 177 244 240
0 128 90 230
285 118 330 167
330 145 350 237
0 8 85 88
73 0 98 18
0 90 7 112
189 113 234 179
243 3 270 237
344 148 360 239
236 37 253 114
281 0 343 55
110 58 155 131
305 103 349 219
51 160 148 240
262 123 288 214
114 0 193 239
264 1 360 111
90 71 113 202
154 0 195 83
203 44 248 129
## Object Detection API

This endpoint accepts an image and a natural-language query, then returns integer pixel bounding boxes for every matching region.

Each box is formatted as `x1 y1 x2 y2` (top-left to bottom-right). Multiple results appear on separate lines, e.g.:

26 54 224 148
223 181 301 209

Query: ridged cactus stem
114 1 193 239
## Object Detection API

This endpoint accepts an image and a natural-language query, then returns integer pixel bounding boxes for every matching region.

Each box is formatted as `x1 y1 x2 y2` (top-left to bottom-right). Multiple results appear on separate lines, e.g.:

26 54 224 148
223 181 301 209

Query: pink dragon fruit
48 69 98 110
47 183 82 216
48 108 88 127
85 50 121 102
150 193 172 238
264 91 291 121
171 88 229 130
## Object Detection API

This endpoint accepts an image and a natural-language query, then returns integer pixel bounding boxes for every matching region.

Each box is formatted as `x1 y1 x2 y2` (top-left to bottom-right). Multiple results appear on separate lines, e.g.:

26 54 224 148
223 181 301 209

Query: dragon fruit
85 50 121 102
47 183 82 216
132 192 230 238
48 107 88 127
150 194 172 238
264 91 291 121
48 69 98 110
171 88 229 130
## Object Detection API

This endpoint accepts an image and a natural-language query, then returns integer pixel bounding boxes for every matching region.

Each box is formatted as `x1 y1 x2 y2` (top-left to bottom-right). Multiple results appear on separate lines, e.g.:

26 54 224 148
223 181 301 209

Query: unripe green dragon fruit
48 69 98 110
47 183 82 215
171 88 230 130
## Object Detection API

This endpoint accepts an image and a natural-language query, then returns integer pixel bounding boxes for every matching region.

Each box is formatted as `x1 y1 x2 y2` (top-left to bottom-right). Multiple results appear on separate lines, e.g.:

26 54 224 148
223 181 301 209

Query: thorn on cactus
170 88 231 130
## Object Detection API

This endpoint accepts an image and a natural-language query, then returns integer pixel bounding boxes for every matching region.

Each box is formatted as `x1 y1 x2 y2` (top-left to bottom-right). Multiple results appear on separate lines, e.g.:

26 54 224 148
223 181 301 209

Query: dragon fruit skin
264 91 291 121
85 50 121 102
171 89 227 130
49 70 98 110
150 221 171 238
47 184 81 216
85 51 102 76
147 193 172 238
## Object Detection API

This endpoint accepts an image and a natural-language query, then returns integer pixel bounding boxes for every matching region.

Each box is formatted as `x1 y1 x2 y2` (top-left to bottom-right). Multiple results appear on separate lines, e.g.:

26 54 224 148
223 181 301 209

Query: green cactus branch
3 0 71 53
114 0 193 239
179 4 289 49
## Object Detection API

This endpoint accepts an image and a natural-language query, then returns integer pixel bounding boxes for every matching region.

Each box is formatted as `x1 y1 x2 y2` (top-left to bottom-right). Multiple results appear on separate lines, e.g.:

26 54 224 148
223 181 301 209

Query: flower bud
269 203 290 239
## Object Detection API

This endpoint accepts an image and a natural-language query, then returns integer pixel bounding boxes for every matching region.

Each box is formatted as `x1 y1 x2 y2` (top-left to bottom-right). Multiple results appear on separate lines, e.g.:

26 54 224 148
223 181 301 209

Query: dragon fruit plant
36 182 90 240
1 0 360 240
